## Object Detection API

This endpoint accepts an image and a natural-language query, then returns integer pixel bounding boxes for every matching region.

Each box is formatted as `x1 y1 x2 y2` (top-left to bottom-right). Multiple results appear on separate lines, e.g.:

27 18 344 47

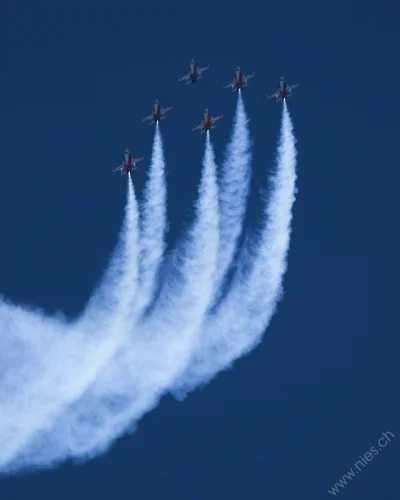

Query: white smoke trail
212 90 252 300
0 177 139 470
135 123 167 317
152 131 219 323
6 133 220 470
80 176 138 328
0 103 297 474
172 101 297 394
4 132 168 468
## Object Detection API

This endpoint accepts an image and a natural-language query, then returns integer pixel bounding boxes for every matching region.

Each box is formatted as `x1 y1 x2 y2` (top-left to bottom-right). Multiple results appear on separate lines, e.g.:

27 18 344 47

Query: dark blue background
1 3 398 499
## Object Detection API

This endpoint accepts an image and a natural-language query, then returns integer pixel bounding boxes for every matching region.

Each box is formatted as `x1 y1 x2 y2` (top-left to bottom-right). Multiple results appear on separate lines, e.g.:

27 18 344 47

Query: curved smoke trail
0 104 297 474
212 91 252 302
0 178 139 470
172 101 297 394
80 176 138 329
6 133 220 469
135 123 167 317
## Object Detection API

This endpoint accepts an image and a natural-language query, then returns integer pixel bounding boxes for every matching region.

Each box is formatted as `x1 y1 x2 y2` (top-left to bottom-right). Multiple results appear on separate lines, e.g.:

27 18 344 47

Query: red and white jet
112 148 144 176
178 59 209 84
223 66 255 92
192 108 223 134
142 99 172 125
268 76 299 102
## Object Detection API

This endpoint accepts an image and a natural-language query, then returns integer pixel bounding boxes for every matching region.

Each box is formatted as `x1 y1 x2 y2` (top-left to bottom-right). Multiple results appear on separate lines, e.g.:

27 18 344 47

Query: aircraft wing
267 90 280 100
211 114 223 123
178 73 190 82
288 83 299 91
192 123 203 132
142 113 154 122
223 80 234 90
198 65 209 75
161 106 172 114
245 73 255 81
133 157 144 164
112 164 123 173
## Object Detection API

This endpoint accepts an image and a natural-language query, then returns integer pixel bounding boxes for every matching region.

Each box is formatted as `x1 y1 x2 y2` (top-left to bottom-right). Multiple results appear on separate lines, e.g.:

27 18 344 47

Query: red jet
142 99 173 125
223 65 255 92
192 108 223 134
178 58 209 84
112 149 144 176
268 76 299 102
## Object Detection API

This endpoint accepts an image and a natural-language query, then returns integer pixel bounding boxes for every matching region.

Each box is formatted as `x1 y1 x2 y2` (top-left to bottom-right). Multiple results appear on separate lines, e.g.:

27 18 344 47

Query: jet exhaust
0 103 297 474
171 100 297 395
0 177 139 471
211 91 252 304
135 123 167 318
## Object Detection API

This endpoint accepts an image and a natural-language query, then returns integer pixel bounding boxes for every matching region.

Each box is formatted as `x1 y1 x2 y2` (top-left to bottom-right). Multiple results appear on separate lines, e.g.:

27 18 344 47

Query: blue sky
0 3 399 499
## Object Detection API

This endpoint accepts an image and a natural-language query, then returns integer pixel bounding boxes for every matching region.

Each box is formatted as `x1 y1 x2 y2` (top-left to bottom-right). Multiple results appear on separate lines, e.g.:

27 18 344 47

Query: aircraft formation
113 60 299 176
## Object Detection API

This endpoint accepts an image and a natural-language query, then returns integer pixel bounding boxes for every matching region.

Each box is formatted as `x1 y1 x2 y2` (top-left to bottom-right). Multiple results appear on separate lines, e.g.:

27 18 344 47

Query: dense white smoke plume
0 175 139 471
173 101 297 393
212 91 252 301
0 101 297 474
135 123 167 317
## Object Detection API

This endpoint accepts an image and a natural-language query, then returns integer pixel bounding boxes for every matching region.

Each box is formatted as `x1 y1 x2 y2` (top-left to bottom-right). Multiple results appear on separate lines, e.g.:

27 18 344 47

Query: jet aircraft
142 99 172 124
112 149 144 175
223 66 255 91
192 108 223 133
178 59 209 84
267 77 299 101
